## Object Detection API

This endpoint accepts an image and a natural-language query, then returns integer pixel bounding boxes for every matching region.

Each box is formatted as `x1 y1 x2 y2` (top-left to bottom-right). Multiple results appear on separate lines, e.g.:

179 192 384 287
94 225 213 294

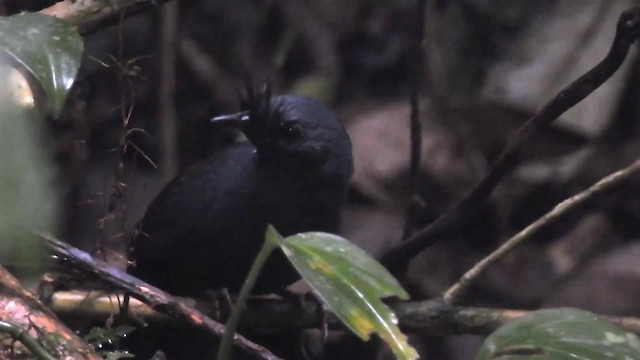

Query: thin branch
39 0 173 33
443 158 640 303
47 291 640 337
39 233 282 360
396 301 640 336
158 0 179 182
402 0 427 240
382 7 640 273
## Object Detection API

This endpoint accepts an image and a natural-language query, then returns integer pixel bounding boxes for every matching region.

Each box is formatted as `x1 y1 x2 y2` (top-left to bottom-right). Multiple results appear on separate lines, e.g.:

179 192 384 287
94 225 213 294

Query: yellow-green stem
216 226 281 360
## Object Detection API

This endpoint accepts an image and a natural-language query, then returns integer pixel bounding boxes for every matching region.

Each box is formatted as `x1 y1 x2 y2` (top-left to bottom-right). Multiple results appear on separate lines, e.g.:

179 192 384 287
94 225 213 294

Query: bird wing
132 143 257 264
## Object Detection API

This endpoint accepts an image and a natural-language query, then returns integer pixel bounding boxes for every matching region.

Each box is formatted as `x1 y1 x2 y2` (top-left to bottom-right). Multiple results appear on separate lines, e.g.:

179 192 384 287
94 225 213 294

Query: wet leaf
477 308 640 359
271 226 418 360
0 13 83 117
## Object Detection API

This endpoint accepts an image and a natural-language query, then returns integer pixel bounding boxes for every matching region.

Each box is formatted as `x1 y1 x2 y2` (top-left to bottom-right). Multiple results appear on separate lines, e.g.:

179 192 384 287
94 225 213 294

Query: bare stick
158 0 180 181
402 0 427 240
382 7 640 273
443 158 640 303
39 234 282 360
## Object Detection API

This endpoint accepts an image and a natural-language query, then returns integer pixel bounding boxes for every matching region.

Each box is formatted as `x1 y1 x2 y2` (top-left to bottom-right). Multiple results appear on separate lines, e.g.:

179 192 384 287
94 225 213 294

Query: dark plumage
130 85 353 297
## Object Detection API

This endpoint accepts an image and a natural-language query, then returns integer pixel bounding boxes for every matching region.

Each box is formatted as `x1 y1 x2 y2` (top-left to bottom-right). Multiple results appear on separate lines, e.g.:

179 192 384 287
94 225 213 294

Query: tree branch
39 233 282 360
0 265 101 359
47 291 640 337
443 158 640 303
39 0 173 33
402 0 427 240
382 6 640 274
158 0 179 182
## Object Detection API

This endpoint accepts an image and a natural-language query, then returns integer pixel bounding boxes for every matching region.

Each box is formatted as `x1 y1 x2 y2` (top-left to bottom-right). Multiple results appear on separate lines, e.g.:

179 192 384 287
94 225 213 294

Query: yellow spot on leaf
308 258 334 276
348 307 374 337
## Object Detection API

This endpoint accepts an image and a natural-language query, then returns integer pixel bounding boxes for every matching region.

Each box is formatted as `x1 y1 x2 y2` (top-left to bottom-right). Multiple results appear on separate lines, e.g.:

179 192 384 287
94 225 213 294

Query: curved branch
382 6 640 273
443 158 640 303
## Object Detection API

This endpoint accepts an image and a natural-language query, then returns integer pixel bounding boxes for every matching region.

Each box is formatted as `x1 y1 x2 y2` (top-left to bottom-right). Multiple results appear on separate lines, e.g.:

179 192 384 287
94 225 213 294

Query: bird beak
210 111 250 127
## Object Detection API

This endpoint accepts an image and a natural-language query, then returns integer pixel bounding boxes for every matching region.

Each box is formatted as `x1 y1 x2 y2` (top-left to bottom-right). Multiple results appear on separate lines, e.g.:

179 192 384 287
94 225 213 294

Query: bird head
211 82 353 179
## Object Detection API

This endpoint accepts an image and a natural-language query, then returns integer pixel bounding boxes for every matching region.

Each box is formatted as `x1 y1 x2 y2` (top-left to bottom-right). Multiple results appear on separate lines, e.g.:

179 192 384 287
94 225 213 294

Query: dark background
6 0 640 359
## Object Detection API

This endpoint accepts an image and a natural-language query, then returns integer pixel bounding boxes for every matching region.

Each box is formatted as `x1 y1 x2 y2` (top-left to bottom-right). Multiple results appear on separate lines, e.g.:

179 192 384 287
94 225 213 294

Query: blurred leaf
0 13 83 116
290 73 337 103
0 61 58 274
272 226 417 360
477 308 640 359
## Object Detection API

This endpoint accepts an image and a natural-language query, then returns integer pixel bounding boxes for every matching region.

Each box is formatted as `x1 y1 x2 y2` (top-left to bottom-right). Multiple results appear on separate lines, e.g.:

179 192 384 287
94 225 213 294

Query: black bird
130 84 353 297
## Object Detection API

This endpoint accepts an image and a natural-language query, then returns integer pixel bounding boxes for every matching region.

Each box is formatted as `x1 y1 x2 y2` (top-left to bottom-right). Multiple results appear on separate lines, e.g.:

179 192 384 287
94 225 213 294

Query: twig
443 158 640 303
39 0 173 33
401 0 427 240
95 10 136 263
217 226 280 360
382 7 640 273
39 233 282 360
158 0 179 182
47 291 640 337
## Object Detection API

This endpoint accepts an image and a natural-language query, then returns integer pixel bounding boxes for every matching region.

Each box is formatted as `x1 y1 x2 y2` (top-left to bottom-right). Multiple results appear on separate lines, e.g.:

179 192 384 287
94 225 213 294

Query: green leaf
0 61 59 274
0 13 83 117
477 308 640 360
273 227 418 360
84 325 136 348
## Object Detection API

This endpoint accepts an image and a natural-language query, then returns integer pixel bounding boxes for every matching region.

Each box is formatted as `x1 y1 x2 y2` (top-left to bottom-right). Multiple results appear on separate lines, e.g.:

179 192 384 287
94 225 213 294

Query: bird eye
278 120 302 140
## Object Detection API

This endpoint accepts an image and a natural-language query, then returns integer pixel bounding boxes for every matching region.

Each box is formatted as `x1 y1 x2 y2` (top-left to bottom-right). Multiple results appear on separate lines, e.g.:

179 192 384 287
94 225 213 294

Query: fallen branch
39 233 281 360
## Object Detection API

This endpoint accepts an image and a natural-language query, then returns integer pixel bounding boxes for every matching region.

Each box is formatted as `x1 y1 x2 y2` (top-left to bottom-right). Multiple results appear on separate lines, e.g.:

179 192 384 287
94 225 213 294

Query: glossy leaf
0 13 83 117
477 308 640 360
272 227 418 360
